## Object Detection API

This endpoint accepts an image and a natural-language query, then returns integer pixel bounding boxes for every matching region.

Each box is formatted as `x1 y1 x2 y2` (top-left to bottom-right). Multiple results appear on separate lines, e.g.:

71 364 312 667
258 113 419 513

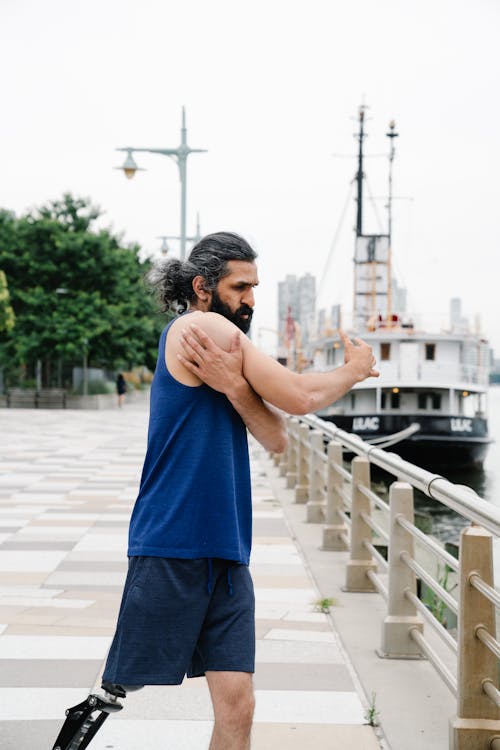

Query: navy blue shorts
102 557 255 685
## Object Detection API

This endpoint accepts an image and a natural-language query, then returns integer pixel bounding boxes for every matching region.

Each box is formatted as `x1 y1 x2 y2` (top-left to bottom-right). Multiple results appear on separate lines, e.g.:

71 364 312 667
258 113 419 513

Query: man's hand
177 323 244 396
340 331 379 381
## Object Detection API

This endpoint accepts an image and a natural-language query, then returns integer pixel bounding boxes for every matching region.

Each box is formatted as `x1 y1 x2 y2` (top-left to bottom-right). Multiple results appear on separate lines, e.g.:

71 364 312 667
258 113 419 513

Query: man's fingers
179 334 204 364
338 330 351 346
188 323 212 350
176 353 197 372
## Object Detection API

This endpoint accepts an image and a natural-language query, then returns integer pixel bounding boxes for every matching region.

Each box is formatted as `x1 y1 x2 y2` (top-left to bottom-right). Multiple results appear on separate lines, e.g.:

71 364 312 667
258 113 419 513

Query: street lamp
156 212 202 257
115 107 207 260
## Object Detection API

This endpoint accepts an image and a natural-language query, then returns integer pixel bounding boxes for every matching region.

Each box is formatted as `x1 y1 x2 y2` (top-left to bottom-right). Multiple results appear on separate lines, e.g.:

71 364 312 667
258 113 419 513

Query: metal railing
272 414 500 750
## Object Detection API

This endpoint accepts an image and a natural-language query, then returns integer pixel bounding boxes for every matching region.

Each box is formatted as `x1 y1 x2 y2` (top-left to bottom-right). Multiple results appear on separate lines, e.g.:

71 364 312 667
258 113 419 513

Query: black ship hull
317 412 490 470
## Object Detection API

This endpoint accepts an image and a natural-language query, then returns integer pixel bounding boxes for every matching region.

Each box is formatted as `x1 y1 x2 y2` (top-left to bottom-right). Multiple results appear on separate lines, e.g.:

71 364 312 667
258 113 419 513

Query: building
277 272 317 367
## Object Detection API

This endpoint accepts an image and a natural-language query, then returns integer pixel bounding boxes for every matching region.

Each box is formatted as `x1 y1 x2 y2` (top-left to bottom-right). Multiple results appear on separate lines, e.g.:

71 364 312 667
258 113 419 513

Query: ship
311 106 490 469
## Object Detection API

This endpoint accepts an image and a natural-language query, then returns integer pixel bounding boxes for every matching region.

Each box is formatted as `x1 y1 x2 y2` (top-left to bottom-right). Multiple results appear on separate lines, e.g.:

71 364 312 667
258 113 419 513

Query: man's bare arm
181 314 378 416
178 327 288 454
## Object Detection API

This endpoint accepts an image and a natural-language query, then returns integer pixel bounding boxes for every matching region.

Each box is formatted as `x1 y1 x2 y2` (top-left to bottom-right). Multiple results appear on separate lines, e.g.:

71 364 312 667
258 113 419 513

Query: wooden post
344 456 377 592
322 440 348 551
379 482 423 658
294 423 310 503
449 526 500 749
306 430 325 522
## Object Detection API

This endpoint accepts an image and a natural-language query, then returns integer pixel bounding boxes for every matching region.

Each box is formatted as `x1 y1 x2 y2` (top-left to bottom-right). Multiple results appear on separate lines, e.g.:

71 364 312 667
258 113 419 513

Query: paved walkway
0 404 379 749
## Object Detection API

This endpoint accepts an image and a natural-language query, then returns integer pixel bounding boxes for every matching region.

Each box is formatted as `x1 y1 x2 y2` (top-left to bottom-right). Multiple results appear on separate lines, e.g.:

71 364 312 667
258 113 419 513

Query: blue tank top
128 316 252 564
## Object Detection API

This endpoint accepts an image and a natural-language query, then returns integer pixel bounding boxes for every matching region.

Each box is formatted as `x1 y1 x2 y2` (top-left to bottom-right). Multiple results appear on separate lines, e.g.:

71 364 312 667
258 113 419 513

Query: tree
0 194 166 387
0 270 15 334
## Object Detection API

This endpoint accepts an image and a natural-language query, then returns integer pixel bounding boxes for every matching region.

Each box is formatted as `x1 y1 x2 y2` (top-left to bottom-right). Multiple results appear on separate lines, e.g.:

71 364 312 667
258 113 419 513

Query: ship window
381 392 386 409
425 343 436 360
380 343 391 361
418 393 427 409
350 393 356 409
432 393 441 410
390 391 400 409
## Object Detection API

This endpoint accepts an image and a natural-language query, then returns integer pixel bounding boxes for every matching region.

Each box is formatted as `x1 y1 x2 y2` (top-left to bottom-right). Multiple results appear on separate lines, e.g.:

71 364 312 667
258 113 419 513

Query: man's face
209 260 259 334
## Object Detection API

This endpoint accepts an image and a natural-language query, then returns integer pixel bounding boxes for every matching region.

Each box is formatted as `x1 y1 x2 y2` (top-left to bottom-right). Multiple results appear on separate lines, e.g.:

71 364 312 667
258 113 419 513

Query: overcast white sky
1 0 499 355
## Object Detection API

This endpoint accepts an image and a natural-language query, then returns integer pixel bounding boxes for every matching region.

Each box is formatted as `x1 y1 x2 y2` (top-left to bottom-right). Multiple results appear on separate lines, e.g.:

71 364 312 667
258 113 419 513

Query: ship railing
272 414 500 750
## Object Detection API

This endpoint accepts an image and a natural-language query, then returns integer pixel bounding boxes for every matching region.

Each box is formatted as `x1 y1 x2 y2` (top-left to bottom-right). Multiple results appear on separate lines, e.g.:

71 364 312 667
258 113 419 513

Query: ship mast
355 105 367 238
386 120 399 326
352 105 391 332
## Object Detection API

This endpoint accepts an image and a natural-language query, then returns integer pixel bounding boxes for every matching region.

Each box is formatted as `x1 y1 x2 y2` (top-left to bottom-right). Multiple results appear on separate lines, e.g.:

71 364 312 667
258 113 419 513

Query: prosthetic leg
52 682 143 750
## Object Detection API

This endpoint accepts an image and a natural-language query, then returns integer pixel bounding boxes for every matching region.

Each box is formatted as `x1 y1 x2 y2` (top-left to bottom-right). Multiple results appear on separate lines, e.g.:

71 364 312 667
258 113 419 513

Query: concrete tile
0 550 67 571
5 624 115 636
255 620 330 638
264 628 335 643
5 599 93 612
0 659 103 687
0 687 88 719
7 613 64 626
254 662 355 692
251 546 302 565
254 689 365 724
251 575 312 588
256 639 344 665
44 572 126 588
72 534 126 552
254 588 316 604
0 585 62 597
0 572 48 585
0 635 111 659
252 519 289 536
251 564 308 578
0 541 76 550
94 720 214 749
251 723 380 749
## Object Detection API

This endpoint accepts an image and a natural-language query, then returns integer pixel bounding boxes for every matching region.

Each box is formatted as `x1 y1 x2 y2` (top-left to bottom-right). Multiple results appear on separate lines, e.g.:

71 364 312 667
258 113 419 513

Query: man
53 231 377 750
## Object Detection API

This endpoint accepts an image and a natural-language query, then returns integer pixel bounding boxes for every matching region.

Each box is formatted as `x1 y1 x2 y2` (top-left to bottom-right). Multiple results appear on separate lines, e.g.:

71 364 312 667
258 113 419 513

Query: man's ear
192 275 211 304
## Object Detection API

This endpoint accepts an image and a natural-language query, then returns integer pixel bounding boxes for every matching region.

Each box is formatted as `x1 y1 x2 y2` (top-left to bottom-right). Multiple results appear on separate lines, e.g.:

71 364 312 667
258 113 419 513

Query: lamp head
115 149 143 179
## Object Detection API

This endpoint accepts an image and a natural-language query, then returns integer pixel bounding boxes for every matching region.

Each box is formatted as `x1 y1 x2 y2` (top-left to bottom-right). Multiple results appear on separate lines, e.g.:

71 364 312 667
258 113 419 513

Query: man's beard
209 290 253 334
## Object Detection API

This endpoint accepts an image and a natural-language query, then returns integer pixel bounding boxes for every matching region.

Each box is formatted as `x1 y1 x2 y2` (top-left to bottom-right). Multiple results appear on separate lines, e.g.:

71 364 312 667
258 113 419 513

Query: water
404 385 500 545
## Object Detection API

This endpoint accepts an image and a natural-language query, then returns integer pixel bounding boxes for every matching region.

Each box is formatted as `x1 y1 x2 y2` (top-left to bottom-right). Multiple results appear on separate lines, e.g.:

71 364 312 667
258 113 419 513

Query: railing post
278 432 288 477
294 423 309 503
306 430 325 522
322 440 348 551
344 456 377 592
379 482 423 658
449 526 500 749
286 418 299 489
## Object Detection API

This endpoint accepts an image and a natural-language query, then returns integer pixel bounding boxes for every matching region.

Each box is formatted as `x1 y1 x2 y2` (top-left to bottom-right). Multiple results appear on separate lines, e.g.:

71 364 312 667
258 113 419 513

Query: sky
1 0 499 355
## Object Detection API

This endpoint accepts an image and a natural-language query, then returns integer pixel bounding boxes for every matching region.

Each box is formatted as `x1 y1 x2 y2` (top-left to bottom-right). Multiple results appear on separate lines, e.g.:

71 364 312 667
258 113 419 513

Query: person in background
116 372 127 407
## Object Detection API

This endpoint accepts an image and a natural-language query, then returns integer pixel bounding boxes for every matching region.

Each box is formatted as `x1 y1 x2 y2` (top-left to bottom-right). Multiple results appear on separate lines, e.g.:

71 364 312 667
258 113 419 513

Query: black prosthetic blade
52 694 122 750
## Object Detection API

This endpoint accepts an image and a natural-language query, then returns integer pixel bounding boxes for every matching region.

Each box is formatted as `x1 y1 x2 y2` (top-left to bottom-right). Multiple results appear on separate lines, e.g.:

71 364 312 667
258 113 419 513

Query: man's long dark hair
148 231 257 314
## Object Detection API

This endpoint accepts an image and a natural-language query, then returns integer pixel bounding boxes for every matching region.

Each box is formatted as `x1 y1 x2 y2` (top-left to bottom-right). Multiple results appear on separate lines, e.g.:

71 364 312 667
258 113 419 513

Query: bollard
379 482 423 658
449 526 500 750
306 431 325 523
286 418 299 489
322 441 348 551
344 456 377 592
294 423 310 503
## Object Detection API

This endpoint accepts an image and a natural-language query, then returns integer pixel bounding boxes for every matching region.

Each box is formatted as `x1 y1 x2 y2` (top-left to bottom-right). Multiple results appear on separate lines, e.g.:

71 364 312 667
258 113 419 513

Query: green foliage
422 563 456 629
71 379 115 395
0 194 166 386
0 269 15 333
364 691 380 727
314 597 336 614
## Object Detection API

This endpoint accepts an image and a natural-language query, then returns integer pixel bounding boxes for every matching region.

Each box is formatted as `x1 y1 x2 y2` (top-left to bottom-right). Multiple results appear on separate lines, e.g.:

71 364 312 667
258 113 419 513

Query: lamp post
157 212 202 257
115 108 207 260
